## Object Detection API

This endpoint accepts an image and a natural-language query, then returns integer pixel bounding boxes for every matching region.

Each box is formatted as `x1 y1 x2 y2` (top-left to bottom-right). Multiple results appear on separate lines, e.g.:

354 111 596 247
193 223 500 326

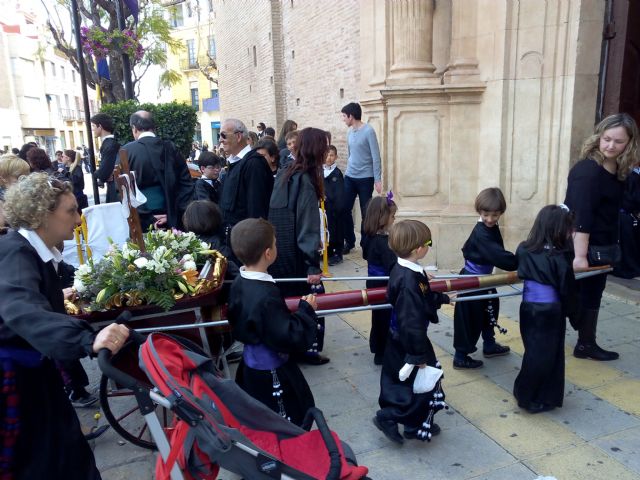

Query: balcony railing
202 97 219 112
179 55 216 71
60 108 85 121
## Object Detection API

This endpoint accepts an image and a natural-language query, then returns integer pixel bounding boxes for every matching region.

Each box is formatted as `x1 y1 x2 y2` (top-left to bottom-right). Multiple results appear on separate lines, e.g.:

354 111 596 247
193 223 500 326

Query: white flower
181 254 194 262
134 257 149 269
200 241 209 250
73 277 86 293
76 264 91 276
183 260 197 271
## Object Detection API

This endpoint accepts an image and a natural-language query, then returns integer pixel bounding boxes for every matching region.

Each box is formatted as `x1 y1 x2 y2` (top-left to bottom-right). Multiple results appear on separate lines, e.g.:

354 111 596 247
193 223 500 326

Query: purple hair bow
386 190 394 206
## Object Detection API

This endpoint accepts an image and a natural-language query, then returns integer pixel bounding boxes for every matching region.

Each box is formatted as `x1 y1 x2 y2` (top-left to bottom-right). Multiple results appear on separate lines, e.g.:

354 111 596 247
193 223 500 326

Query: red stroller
99 330 370 480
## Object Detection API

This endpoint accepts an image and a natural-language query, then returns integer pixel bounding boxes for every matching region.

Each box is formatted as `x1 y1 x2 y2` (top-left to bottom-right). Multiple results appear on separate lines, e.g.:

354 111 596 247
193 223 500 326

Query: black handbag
587 244 621 266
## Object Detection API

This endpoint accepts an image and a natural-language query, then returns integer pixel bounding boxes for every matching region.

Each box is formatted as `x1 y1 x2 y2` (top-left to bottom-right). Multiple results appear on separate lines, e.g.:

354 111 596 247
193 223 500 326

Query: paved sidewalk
80 249 640 479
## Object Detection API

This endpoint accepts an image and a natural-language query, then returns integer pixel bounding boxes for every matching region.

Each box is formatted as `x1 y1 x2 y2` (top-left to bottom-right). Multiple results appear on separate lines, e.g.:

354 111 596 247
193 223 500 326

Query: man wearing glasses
218 118 274 246
193 152 224 204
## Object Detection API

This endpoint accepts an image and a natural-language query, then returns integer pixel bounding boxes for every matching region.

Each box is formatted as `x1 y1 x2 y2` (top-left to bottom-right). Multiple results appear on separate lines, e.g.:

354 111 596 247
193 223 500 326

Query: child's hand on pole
301 294 318 310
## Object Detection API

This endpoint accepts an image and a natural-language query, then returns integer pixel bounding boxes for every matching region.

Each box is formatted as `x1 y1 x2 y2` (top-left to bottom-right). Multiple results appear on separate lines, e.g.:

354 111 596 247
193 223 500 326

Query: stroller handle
97 311 146 390
301 407 342 480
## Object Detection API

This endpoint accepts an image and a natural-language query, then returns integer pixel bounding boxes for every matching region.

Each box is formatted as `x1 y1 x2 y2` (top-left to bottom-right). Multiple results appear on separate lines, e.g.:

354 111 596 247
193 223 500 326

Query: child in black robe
374 220 450 444
614 165 640 279
227 218 319 426
513 205 579 413
361 195 397 365
323 145 345 265
453 188 518 369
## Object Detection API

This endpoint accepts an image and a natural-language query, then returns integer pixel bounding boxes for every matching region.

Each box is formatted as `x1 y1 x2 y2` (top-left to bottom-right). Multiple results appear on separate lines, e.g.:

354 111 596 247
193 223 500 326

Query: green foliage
99 100 197 157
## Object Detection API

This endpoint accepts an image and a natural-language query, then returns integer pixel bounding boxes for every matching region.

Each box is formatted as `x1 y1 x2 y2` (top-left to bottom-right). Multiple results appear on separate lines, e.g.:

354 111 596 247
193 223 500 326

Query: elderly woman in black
0 173 129 479
564 113 639 361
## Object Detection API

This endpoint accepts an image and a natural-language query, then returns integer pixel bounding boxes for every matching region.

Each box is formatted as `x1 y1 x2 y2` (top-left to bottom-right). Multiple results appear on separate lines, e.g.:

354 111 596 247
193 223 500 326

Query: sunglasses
424 239 432 248
219 131 240 139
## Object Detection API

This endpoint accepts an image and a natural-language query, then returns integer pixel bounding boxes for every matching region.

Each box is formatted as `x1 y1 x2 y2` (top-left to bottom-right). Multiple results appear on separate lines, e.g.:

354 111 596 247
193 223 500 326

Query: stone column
388 0 437 84
444 0 480 82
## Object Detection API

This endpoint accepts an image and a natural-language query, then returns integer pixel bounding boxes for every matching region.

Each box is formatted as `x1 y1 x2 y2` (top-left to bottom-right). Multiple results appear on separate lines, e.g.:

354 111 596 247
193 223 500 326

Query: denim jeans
343 176 374 247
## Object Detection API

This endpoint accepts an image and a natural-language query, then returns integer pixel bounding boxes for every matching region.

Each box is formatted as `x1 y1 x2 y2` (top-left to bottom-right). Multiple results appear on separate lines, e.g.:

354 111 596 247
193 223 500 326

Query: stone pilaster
443 0 480 83
387 0 438 84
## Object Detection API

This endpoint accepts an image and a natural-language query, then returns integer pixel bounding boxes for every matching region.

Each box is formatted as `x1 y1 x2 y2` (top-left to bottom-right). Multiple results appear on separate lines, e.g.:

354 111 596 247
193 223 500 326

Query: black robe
0 231 99 479
94 136 121 203
513 244 579 409
453 222 518 354
227 276 317 426
361 233 397 355
122 136 194 230
193 177 223 204
378 264 449 429
323 166 345 257
614 168 640 279
219 149 274 229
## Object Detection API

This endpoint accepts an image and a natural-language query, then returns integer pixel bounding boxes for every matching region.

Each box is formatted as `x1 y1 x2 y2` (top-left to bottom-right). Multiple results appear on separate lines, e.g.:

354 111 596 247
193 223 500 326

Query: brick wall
215 0 360 169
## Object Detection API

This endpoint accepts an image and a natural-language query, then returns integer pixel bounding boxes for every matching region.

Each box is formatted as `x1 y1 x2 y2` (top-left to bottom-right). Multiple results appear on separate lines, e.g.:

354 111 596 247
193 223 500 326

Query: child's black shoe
452 355 483 369
483 343 511 357
373 416 403 444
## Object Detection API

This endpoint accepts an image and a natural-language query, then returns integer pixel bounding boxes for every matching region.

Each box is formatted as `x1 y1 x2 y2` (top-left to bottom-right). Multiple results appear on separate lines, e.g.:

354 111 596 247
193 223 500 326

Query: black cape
378 264 449 428
513 244 579 409
0 231 99 479
614 169 640 278
323 167 345 256
227 276 317 426
453 222 517 354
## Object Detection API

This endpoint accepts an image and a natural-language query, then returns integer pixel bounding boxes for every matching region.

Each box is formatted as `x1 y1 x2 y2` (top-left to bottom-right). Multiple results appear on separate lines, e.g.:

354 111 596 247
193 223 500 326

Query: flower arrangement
72 230 225 312
80 26 144 63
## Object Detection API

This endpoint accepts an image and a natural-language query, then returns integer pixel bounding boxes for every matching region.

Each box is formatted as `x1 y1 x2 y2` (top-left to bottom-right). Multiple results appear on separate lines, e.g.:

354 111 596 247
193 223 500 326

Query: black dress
614 167 640 279
323 166 345 257
69 164 88 210
564 158 622 308
378 264 449 431
0 231 100 479
513 244 579 409
361 233 397 356
453 222 518 355
227 276 317 426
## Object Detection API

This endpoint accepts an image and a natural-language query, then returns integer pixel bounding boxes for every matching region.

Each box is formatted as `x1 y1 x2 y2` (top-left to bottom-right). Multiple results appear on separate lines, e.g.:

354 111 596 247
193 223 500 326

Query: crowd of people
0 104 638 477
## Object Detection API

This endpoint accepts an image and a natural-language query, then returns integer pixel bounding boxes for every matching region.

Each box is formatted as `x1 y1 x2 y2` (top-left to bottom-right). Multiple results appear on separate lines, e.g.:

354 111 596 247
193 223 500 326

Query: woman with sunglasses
0 173 129 479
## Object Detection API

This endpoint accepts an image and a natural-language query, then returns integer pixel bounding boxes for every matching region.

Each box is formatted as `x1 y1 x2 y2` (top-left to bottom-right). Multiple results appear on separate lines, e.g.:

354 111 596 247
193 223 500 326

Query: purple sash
368 263 387 277
464 260 493 275
243 343 288 370
523 280 560 303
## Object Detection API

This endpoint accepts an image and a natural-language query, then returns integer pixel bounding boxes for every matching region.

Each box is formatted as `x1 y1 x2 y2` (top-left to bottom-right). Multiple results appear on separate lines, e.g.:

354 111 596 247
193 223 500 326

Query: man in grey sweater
341 102 383 253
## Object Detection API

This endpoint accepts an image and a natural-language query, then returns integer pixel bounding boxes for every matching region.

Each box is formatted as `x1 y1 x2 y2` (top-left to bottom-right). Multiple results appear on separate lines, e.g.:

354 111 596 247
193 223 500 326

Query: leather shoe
404 423 441 440
328 255 343 266
299 354 330 366
373 416 403 444
483 343 510 358
574 342 619 361
519 402 555 414
342 245 354 255
453 355 483 369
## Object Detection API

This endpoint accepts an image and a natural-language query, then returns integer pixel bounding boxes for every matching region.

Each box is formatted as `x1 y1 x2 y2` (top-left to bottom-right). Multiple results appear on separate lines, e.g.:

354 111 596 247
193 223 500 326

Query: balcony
179 55 216 71
202 97 219 112
60 108 85 121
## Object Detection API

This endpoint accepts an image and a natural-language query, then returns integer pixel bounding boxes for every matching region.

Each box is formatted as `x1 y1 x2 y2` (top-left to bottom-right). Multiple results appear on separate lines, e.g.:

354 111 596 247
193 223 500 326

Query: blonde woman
0 153 30 226
62 149 88 210
564 113 639 361
0 172 129 478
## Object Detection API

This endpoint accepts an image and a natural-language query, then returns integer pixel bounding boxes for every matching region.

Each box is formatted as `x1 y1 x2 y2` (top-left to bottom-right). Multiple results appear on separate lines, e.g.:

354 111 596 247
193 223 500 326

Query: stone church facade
215 0 608 268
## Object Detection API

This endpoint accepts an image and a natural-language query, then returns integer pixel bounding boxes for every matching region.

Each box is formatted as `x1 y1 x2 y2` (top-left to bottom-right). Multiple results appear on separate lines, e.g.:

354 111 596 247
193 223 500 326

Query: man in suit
193 152 224 203
91 113 121 203
218 118 274 244
122 110 194 230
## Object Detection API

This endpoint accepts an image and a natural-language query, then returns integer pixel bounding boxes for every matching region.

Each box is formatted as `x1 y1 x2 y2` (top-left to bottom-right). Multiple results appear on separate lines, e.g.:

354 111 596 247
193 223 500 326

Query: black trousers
343 176 374 248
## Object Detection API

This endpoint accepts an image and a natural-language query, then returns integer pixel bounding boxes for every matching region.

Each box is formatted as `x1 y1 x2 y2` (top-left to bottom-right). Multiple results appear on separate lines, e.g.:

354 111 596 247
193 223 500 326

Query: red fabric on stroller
140 333 368 480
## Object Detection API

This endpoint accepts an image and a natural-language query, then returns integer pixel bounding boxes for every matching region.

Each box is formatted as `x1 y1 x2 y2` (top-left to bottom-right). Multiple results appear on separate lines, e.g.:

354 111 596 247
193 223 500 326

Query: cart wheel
99 374 174 450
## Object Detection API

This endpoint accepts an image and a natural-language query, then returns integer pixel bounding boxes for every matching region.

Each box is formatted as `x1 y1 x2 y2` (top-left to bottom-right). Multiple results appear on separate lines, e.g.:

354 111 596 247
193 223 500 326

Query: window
64 94 70 109
208 0 213 12
79 130 84 145
72 70 76 82
186 39 196 67
208 36 216 58
190 88 199 111
253 45 257 67
50 61 56 77
59 131 66 149
169 5 183 27
60 65 65 80
186 1 193 17
210 89 218 98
